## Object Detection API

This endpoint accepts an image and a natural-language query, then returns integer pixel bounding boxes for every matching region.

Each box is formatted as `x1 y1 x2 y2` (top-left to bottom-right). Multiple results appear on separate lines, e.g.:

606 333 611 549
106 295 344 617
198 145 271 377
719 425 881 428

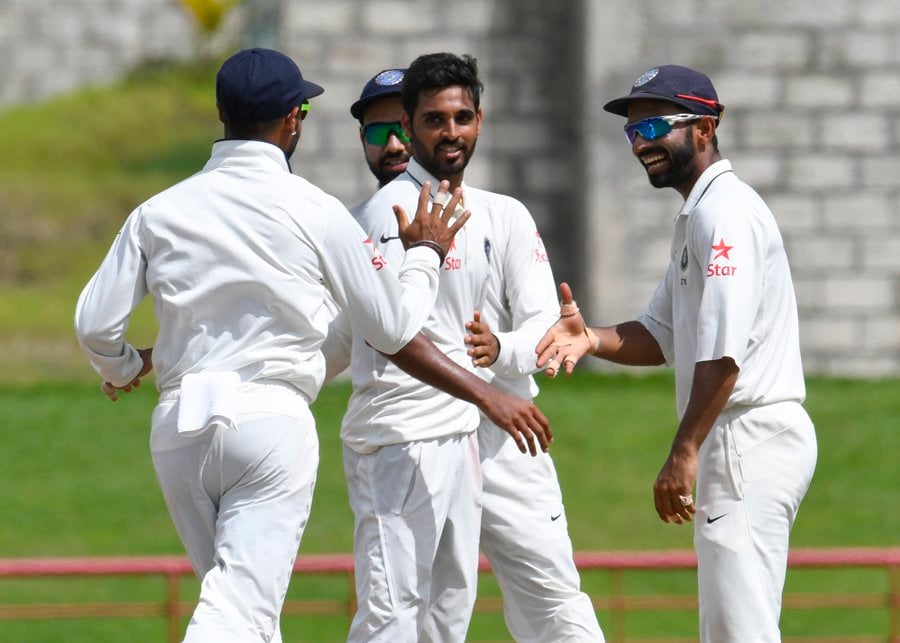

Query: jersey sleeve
489 202 559 377
74 208 149 386
691 205 763 367
318 201 440 356
636 261 676 366
320 305 352 383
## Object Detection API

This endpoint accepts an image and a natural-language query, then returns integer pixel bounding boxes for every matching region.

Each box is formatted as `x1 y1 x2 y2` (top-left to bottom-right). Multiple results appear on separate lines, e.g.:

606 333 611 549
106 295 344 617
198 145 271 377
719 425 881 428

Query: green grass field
1 373 897 641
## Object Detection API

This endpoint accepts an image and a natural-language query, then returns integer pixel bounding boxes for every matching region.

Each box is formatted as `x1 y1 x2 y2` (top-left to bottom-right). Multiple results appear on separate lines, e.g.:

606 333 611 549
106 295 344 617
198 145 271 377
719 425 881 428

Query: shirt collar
404 157 466 198
678 159 733 218
205 139 292 174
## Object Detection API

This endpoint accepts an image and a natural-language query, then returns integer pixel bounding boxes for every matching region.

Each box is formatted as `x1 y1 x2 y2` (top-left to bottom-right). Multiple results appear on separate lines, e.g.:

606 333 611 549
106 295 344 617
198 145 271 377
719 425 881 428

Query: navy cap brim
603 92 713 117
350 88 402 120
302 79 324 101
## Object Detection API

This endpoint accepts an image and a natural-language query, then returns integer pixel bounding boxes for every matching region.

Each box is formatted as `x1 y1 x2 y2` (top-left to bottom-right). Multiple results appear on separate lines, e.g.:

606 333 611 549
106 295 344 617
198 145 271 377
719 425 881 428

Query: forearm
384 332 488 408
491 312 557 376
593 320 666 366
669 357 739 456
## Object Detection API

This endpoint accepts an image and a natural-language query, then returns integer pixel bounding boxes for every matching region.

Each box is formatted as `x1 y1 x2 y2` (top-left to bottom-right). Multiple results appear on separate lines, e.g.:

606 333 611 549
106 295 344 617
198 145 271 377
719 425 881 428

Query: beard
284 132 299 160
644 135 697 190
369 151 410 187
411 136 476 181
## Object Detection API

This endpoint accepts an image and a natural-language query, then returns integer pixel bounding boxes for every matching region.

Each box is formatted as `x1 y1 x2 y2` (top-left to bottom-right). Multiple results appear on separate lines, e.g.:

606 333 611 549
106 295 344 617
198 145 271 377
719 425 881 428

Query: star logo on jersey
711 238 733 260
707 238 737 277
534 230 549 263
444 237 461 271
363 237 387 271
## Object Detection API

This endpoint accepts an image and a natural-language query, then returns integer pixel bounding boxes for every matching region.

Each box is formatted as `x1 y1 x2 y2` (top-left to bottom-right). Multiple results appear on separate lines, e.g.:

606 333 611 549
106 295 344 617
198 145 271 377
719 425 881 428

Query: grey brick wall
584 0 900 377
0 0 896 376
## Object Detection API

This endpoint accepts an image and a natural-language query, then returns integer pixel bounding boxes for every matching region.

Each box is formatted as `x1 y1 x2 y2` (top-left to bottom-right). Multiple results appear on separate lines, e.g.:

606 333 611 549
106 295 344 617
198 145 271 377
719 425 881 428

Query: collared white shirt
75 140 441 402
637 159 806 418
341 158 494 452
325 176 558 404
476 197 558 401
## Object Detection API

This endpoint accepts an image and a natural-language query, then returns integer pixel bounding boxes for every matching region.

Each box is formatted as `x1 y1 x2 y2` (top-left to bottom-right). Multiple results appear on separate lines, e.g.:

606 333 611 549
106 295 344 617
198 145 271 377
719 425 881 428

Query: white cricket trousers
150 382 319 643
479 418 605 642
694 400 817 643
343 431 482 643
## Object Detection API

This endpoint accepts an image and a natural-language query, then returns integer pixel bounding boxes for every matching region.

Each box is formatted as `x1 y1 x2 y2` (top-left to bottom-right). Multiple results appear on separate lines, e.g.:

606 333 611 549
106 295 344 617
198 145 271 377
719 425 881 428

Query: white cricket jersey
477 200 558 401
341 158 494 453
637 159 806 419
75 140 441 401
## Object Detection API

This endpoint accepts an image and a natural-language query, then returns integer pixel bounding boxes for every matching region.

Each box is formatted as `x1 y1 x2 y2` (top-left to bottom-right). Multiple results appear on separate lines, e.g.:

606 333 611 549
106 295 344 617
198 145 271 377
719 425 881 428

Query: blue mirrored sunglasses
623 113 705 144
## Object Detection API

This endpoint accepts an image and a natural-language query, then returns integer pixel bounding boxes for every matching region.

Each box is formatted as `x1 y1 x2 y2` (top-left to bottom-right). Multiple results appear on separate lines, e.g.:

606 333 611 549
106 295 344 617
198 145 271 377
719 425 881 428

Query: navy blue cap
216 48 324 124
603 65 723 118
350 68 407 121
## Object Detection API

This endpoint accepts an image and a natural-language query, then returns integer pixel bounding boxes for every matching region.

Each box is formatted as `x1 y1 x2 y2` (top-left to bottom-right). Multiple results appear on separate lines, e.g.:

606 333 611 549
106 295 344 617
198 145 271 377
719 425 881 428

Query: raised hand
464 310 499 367
393 180 471 263
535 282 599 378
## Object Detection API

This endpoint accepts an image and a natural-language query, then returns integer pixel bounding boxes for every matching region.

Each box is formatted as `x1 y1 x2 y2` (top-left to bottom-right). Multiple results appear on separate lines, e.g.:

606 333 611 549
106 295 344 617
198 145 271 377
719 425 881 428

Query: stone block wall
584 0 900 377
0 0 195 105
0 0 896 376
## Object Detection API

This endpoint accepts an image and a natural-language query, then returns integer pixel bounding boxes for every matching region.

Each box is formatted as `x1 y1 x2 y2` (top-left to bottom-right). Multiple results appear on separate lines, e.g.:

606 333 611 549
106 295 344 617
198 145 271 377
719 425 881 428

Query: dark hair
223 114 284 141
401 53 483 117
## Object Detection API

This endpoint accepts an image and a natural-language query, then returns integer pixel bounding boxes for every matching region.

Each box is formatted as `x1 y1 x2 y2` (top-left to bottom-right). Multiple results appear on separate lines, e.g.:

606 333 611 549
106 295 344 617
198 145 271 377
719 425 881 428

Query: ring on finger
678 494 693 507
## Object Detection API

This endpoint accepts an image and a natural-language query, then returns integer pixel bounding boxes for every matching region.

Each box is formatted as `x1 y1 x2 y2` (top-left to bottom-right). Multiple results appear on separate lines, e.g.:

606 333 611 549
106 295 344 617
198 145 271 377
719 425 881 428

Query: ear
217 105 226 124
286 106 300 134
475 107 483 136
697 115 717 143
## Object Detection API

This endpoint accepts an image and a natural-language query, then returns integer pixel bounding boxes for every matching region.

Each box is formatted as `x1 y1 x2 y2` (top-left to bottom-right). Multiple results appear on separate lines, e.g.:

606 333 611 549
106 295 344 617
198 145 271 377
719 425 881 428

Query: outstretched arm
535 282 664 376
385 333 552 456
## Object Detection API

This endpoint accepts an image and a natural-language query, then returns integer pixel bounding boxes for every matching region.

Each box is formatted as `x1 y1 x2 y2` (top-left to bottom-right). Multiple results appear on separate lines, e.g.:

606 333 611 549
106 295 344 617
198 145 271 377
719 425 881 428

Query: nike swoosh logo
706 513 728 524
379 234 400 243
550 513 562 522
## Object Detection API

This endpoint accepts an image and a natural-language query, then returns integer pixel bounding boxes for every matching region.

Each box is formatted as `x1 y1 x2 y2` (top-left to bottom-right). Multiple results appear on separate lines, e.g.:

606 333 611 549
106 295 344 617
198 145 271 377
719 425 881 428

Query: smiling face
402 85 482 189
360 96 411 187
626 99 705 198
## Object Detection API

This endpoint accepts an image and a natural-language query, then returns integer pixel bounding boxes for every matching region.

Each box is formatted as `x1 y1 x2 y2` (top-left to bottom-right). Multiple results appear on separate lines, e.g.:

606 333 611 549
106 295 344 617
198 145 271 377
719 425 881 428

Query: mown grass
0 373 897 641
0 62 223 384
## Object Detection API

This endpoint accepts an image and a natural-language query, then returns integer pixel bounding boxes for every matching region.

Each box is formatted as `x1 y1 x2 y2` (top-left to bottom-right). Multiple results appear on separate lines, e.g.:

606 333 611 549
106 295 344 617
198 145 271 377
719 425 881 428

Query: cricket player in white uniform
537 65 817 642
337 63 603 643
335 53 566 642
74 48 474 643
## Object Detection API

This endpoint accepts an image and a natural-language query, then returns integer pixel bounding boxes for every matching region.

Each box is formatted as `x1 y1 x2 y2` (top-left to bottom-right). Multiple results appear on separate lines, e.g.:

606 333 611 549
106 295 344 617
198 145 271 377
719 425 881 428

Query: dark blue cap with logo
603 65 724 119
216 48 324 124
350 68 407 121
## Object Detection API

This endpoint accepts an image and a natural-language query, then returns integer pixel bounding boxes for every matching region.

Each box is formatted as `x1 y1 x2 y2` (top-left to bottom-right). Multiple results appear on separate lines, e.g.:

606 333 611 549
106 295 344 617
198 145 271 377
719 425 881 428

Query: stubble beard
411 135 476 182
646 135 696 191
370 152 410 187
